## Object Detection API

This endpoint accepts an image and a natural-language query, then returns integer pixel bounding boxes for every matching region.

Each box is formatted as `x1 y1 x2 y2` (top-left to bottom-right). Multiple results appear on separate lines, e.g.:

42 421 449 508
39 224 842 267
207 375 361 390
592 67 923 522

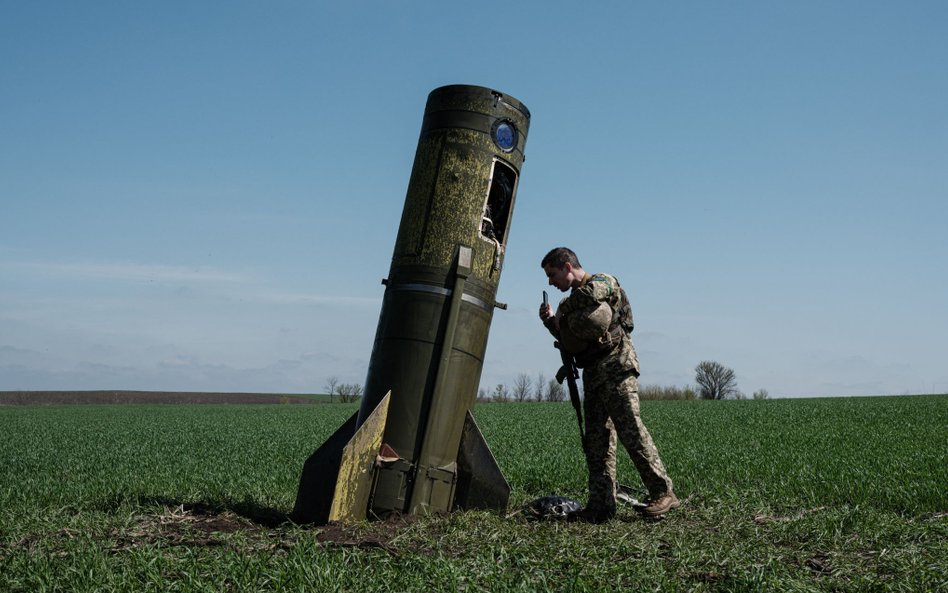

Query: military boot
641 493 680 517
566 507 615 524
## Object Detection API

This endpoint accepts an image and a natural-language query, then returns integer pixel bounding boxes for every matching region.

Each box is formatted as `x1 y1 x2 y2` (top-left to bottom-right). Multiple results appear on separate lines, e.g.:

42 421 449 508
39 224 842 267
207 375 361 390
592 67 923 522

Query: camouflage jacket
556 273 640 380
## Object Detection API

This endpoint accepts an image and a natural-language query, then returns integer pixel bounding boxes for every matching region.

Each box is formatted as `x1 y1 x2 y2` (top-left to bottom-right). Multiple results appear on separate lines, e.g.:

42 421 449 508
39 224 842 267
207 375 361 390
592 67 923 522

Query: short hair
541 247 581 269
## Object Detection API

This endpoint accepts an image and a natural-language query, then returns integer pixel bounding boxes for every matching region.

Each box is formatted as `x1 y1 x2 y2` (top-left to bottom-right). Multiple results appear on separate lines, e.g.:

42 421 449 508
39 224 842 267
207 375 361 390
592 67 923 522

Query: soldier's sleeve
560 274 618 314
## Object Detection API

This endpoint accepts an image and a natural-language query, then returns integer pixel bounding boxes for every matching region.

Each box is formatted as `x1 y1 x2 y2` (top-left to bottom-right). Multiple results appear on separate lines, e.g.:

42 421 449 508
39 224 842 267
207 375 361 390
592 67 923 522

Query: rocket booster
293 85 530 524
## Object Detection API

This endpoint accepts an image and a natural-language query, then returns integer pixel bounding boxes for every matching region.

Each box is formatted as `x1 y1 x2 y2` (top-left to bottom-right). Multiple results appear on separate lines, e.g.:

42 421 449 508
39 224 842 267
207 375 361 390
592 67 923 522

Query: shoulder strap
616 285 634 334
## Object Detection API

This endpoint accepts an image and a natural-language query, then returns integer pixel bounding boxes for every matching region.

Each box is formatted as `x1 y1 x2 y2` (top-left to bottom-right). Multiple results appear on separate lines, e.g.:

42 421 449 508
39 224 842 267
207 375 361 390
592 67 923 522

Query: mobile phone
542 291 548 307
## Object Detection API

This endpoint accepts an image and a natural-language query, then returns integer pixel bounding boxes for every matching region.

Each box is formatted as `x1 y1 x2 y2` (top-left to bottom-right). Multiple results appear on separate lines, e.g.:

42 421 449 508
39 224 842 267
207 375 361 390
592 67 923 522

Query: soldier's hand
539 304 559 333
539 303 553 324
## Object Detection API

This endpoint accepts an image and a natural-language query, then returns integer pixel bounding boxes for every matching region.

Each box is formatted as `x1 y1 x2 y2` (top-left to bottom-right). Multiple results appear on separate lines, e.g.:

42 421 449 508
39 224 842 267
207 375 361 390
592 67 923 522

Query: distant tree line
476 373 569 403
323 360 768 404
474 361 768 402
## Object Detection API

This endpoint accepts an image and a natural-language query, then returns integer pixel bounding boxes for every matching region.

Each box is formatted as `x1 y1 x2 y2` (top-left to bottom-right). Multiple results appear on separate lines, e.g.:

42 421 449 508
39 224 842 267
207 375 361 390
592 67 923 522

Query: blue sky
2 1 946 397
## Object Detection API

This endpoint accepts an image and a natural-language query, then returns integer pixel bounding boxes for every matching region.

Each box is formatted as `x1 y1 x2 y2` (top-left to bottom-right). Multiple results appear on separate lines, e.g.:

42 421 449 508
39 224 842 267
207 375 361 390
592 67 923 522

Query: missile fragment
293 85 530 524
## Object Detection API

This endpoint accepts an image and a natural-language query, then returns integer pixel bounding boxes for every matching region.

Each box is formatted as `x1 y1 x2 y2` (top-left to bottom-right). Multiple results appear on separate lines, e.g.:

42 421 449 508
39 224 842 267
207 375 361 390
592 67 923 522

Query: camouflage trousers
581 372 673 513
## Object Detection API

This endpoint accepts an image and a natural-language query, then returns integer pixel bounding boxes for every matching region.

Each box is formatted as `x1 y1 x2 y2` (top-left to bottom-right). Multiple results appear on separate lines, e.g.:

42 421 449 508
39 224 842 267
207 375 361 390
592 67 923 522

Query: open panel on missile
480 159 517 247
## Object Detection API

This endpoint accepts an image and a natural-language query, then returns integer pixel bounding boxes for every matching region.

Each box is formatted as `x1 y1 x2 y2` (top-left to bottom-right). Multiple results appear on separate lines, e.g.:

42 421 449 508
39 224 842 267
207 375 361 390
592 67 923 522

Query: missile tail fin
291 412 358 525
292 391 392 525
454 410 510 512
328 391 391 523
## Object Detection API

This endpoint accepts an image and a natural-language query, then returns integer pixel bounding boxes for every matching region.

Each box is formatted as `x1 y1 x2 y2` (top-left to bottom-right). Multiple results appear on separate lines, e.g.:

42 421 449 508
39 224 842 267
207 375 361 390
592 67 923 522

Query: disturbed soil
7 504 422 558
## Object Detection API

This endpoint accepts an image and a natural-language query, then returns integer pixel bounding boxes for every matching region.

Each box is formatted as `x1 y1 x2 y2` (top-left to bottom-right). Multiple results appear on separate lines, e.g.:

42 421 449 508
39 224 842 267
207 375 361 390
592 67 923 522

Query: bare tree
545 378 566 402
512 373 532 402
324 376 339 403
753 389 769 400
535 372 546 402
695 361 738 400
492 383 510 403
336 383 364 403
477 387 489 402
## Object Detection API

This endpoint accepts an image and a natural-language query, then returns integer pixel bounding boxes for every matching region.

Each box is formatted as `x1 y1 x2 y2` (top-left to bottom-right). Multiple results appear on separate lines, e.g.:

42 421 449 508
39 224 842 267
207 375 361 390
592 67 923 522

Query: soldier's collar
572 272 593 291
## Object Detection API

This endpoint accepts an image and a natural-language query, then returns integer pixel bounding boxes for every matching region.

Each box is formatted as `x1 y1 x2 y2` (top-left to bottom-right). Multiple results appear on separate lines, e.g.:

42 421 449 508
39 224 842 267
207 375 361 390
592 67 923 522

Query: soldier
539 247 678 522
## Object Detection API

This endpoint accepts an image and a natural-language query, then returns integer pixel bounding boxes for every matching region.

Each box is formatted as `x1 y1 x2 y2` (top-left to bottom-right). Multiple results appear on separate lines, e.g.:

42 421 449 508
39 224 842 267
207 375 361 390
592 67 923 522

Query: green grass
1 397 946 592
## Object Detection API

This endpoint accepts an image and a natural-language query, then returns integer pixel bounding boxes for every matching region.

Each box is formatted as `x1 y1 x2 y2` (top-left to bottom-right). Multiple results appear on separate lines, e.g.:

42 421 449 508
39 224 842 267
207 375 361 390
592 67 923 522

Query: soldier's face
543 263 574 292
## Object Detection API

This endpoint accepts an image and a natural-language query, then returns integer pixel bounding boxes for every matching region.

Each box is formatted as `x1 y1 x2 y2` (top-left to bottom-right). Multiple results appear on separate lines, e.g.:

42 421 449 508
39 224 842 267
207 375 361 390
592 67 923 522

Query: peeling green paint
360 85 530 519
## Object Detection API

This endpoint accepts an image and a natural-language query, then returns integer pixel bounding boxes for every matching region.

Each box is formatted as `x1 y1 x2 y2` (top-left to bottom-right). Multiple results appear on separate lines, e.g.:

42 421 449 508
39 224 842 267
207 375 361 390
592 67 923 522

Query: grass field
1 396 946 592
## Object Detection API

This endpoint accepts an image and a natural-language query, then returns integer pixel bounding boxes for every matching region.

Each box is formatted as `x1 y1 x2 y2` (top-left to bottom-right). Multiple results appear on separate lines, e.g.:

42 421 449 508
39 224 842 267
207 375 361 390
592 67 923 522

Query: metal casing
358 85 530 516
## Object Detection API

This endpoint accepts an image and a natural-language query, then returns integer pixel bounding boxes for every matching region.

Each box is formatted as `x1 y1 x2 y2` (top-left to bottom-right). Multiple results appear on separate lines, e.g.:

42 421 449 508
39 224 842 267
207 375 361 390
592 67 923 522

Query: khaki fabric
555 272 672 512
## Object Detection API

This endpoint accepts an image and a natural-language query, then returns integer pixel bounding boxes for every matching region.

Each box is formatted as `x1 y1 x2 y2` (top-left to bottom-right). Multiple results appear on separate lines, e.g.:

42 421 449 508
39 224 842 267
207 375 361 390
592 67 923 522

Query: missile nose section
293 85 529 525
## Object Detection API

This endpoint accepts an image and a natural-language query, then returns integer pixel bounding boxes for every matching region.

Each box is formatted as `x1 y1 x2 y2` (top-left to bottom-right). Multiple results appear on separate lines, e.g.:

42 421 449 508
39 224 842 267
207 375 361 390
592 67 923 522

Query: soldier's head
541 247 585 292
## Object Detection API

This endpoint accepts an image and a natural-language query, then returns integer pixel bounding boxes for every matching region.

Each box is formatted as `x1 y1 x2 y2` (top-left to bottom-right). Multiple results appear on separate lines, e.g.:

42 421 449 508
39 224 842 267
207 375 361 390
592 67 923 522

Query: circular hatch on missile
491 120 518 153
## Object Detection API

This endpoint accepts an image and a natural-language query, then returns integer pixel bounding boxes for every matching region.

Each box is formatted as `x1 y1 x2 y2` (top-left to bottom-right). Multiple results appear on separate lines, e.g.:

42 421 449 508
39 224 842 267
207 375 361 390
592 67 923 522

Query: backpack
615 284 634 335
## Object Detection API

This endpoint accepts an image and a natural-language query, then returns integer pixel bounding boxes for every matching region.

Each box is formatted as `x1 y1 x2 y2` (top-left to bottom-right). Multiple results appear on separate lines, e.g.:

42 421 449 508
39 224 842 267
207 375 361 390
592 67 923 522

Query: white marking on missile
387 283 492 312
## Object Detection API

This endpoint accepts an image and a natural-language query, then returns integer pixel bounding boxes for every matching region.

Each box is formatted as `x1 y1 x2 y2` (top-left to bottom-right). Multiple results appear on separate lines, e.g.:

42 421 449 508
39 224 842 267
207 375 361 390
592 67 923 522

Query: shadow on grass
93 494 291 529
88 493 423 553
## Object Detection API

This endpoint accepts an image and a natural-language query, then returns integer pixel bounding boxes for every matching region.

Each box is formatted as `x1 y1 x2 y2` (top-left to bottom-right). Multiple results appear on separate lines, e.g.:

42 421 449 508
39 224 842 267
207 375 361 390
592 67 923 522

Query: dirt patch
804 553 835 576
100 506 424 555
105 504 277 552
4 506 440 559
313 515 425 555
0 391 323 405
